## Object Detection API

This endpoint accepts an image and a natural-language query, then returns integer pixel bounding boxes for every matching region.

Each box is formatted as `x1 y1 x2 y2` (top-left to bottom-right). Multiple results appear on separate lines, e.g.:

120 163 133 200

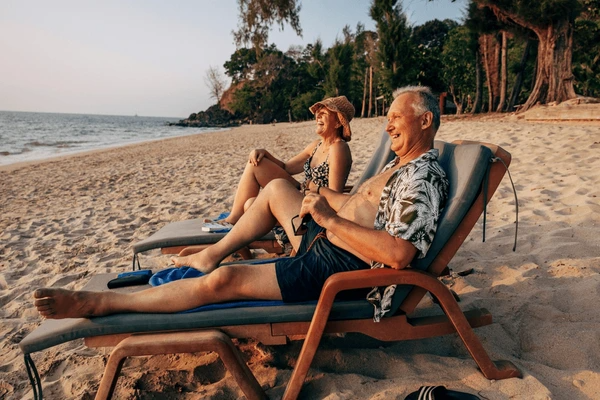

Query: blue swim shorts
275 220 370 303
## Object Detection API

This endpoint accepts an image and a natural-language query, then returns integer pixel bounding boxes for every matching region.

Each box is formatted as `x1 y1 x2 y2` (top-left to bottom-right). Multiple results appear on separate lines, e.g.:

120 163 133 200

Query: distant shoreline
0 128 230 172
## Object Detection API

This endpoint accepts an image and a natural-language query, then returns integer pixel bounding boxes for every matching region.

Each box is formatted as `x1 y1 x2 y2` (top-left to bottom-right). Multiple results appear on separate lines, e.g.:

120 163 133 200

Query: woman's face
315 107 340 137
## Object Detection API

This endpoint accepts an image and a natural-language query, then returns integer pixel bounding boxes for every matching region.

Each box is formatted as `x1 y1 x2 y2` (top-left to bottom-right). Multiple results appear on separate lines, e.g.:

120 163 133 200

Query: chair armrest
320 268 436 298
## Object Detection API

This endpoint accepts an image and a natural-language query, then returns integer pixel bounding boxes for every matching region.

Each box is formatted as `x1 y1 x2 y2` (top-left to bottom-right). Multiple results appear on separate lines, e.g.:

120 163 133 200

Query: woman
213 95 355 227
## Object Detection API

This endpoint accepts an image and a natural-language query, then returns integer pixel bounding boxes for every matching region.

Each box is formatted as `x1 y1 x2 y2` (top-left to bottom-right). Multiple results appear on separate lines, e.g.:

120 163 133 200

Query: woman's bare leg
34 263 282 319
173 179 304 272
225 158 299 224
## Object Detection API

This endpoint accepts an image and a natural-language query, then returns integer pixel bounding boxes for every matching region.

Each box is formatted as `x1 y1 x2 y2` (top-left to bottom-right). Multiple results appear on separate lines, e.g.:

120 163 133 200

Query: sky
0 0 467 118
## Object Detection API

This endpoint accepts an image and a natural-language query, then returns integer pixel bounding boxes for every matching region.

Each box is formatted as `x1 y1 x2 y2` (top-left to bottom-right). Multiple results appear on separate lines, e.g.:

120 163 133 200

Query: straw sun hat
309 95 355 141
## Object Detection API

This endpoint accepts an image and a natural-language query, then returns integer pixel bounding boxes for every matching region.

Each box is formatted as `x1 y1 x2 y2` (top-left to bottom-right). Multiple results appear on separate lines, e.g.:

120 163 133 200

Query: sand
1 113 599 399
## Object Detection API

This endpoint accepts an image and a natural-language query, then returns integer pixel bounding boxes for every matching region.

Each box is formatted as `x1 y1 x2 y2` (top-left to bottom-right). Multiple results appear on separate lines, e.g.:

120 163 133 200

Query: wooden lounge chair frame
79 140 522 400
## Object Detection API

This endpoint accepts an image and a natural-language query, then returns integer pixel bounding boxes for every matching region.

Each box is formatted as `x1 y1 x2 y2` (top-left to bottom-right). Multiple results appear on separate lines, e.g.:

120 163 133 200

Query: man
34 86 448 321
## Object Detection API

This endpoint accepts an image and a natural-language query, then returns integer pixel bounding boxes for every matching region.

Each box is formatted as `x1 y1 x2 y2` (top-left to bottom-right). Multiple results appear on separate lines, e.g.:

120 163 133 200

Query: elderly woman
215 95 355 227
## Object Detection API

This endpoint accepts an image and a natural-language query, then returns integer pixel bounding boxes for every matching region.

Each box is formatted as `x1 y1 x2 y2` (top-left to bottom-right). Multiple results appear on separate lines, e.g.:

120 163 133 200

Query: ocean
0 111 224 166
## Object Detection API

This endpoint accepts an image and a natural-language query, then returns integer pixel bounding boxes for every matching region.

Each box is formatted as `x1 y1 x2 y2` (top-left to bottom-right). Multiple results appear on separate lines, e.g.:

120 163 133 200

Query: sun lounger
131 128 396 264
20 140 522 400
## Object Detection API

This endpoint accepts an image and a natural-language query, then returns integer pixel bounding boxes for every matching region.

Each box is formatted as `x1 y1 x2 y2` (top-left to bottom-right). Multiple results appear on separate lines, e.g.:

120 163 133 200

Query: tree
204 65 228 103
441 26 477 114
476 0 581 110
233 0 302 52
223 48 258 83
322 24 357 102
413 19 460 93
435 0 585 110
369 0 416 97
354 29 378 117
572 3 600 97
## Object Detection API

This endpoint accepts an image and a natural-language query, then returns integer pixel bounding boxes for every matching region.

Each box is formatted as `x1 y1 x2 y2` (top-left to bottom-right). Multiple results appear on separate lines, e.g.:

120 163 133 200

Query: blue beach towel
203 212 233 233
150 266 293 313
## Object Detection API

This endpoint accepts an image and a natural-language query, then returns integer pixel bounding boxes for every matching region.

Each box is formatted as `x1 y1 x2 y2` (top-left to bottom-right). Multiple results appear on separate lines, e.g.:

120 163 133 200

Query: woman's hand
248 149 268 166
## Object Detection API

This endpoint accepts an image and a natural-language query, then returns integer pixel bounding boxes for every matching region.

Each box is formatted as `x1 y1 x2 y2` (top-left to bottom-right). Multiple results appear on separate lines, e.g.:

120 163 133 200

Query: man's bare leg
225 158 299 224
34 263 282 319
173 179 304 272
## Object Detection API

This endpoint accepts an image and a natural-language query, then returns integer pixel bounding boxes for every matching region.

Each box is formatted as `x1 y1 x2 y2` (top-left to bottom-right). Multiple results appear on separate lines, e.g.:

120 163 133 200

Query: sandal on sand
404 386 480 400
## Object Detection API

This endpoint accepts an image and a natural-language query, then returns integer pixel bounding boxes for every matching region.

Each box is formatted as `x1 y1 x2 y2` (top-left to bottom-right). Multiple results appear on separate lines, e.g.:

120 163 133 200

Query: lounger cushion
19 273 374 354
132 219 277 254
389 141 493 313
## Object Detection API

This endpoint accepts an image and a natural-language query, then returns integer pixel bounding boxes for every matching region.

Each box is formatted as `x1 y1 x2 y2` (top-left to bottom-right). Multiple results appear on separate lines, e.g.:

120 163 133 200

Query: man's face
385 93 428 157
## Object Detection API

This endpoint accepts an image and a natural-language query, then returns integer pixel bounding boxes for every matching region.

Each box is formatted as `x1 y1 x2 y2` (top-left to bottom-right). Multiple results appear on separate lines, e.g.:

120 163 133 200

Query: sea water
0 111 224 166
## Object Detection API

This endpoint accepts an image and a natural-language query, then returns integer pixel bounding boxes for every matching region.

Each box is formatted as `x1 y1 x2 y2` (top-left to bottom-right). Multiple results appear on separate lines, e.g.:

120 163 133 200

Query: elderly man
34 86 448 321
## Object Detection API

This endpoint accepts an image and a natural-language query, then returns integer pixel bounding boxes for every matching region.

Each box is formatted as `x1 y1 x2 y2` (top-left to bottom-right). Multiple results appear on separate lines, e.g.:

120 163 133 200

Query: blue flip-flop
404 386 480 400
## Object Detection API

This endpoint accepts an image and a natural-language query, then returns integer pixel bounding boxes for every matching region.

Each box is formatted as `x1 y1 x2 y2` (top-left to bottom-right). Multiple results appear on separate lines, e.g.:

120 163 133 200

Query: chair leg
426 279 522 380
95 330 266 400
283 286 337 400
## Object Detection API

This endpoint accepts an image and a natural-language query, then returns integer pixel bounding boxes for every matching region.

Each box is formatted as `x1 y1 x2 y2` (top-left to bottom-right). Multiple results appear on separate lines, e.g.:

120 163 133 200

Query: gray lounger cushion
389 141 493 311
133 219 277 254
20 273 374 354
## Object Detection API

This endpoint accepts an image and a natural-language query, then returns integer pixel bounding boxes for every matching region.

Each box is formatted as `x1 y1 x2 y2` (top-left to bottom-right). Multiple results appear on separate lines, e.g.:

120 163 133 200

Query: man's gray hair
393 86 441 132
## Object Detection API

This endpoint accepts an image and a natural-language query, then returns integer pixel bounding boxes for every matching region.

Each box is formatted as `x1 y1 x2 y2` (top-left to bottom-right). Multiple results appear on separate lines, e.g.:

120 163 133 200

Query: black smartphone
107 269 152 289
292 214 312 236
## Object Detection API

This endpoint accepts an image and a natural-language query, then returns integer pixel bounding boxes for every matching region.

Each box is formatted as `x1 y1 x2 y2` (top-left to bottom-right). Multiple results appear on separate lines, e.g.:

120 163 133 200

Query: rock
169 105 239 128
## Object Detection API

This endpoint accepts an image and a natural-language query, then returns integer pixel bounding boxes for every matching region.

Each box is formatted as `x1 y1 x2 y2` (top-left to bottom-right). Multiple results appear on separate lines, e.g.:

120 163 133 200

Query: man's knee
203 267 237 294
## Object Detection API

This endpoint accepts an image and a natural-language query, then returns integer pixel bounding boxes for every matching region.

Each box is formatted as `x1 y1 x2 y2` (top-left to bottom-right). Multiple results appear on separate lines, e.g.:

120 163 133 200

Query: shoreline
0 127 231 172
2 116 600 399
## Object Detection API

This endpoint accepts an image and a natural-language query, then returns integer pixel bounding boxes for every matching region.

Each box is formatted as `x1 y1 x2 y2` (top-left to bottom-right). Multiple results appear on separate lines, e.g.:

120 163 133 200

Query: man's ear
421 111 433 130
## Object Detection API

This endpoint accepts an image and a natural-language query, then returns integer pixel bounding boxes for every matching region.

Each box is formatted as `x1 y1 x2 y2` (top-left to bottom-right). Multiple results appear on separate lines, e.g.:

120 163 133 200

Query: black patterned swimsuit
301 142 329 191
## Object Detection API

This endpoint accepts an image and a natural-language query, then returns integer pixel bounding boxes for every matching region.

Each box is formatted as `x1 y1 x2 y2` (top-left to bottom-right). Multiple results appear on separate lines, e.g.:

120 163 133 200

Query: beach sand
1 113 599 399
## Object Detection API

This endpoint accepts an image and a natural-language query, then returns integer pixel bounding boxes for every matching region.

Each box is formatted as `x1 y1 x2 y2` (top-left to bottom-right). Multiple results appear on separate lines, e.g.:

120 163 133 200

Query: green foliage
478 0 582 25
441 26 477 112
573 18 600 96
233 0 302 51
223 48 258 83
216 0 600 125
324 40 354 98
506 35 537 105
413 19 460 93
290 90 325 120
370 0 416 96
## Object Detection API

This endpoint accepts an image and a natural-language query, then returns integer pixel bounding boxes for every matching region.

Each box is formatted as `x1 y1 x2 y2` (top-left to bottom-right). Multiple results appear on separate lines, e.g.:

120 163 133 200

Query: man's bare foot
33 288 107 319
171 252 218 274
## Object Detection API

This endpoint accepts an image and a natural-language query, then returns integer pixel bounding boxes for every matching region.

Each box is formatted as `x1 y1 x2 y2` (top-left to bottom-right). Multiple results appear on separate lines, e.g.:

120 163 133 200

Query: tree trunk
472 48 483 114
482 3 577 112
496 31 508 112
522 19 577 110
449 87 463 115
361 67 368 118
368 66 373 118
481 34 501 112
508 37 533 112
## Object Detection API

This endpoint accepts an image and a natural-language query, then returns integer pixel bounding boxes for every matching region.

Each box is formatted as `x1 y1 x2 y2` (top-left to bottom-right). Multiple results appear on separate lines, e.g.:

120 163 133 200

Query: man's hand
299 193 337 228
248 149 268 166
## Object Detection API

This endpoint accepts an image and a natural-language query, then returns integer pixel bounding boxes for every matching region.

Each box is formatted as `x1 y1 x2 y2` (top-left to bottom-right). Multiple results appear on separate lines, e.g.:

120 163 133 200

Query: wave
25 140 86 148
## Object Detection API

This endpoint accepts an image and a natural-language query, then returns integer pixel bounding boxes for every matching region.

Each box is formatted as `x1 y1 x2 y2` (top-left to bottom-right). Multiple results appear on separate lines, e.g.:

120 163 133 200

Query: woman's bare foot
33 288 107 319
171 251 218 274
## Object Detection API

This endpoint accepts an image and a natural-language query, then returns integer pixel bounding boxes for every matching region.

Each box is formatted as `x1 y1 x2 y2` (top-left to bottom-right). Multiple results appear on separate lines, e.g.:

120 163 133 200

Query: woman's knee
263 178 296 194
243 197 256 212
